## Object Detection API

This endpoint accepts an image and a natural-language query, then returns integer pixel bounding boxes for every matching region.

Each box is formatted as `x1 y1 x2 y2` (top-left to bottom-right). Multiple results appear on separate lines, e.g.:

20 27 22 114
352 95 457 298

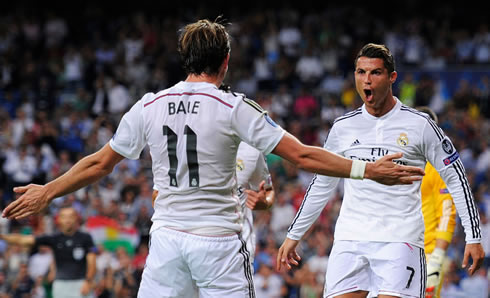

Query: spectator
27 245 53 281
8 263 34 298
254 263 283 298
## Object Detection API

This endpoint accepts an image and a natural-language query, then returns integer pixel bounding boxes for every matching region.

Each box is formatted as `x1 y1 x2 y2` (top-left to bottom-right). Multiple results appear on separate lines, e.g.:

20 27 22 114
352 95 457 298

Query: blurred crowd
0 3 489 297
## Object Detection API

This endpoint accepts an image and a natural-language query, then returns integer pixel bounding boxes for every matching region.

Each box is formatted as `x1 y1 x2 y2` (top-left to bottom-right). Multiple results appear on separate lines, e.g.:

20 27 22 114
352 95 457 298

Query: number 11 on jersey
163 125 200 187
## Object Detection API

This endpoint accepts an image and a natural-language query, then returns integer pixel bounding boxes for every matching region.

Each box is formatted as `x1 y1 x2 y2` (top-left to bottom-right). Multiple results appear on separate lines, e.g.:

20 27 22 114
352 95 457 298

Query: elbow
98 162 116 177
89 157 116 179
294 154 313 171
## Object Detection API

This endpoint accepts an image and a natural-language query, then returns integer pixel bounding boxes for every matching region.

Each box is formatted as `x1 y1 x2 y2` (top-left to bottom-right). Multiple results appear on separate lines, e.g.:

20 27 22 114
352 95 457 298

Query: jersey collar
362 97 401 121
177 81 218 90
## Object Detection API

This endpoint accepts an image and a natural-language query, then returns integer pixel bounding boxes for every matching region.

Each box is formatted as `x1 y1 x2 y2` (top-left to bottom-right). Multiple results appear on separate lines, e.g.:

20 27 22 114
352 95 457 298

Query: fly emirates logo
349 147 408 165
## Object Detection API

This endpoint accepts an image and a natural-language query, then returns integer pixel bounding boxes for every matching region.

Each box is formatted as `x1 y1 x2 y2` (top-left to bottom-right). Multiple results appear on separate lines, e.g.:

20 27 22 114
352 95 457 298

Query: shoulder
332 107 363 125
36 234 55 244
399 105 444 139
398 105 431 121
76 231 94 241
138 91 162 108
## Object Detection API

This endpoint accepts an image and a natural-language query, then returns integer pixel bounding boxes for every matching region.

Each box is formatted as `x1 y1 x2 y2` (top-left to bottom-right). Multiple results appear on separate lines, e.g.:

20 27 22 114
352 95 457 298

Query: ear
390 71 397 84
222 53 230 70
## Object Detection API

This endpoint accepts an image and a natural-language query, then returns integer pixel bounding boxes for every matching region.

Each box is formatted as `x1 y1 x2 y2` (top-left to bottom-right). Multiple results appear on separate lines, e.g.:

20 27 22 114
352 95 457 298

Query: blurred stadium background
0 1 488 297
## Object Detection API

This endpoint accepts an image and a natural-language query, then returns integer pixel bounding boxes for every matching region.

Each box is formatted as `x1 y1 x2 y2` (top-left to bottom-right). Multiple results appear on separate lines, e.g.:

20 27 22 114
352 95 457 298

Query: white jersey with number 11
109 81 284 235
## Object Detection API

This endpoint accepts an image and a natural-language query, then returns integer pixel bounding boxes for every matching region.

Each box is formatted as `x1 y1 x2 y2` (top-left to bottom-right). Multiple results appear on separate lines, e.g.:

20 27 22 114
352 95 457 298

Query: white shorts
52 279 93 298
137 227 255 298
325 240 426 298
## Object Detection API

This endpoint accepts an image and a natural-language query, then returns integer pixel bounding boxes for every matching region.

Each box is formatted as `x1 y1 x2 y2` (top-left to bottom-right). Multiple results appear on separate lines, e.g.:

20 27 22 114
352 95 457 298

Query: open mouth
364 89 373 101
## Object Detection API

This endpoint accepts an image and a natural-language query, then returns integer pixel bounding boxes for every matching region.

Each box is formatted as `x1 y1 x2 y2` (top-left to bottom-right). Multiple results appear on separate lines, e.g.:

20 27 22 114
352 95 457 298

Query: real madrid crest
397 133 409 147
236 159 244 171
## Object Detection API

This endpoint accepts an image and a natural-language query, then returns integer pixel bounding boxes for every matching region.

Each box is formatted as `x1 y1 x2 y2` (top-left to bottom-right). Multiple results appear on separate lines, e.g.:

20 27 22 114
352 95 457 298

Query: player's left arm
422 119 484 275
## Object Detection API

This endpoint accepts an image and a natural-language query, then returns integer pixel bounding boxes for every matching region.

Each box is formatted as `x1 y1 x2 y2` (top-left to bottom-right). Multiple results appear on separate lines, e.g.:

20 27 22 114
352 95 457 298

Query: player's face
355 57 397 116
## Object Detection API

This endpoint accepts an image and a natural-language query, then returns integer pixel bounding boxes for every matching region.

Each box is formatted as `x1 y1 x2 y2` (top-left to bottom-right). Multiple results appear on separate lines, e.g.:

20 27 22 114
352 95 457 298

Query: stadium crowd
0 3 489 297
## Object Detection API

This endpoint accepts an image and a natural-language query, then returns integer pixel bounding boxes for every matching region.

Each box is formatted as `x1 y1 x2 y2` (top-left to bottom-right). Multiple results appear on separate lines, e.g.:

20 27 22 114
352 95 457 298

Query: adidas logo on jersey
351 139 361 146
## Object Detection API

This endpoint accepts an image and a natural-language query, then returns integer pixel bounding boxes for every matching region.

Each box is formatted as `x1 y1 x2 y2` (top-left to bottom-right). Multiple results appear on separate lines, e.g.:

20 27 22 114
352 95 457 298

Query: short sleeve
230 97 285 155
110 100 146 160
84 233 97 253
35 235 54 248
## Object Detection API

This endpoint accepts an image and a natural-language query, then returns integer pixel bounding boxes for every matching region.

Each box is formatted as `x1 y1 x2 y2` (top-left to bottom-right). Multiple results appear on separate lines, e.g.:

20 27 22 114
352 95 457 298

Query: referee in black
1 206 97 298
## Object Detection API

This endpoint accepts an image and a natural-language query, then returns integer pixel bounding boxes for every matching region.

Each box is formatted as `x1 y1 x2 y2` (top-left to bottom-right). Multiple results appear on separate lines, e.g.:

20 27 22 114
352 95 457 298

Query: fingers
276 247 284 271
467 254 483 276
396 165 425 176
259 180 266 191
398 176 424 184
3 198 33 220
290 252 301 265
14 211 33 220
13 185 30 193
245 200 255 209
5 204 31 220
294 251 302 262
277 248 294 271
381 152 403 161
461 250 469 270
2 199 20 218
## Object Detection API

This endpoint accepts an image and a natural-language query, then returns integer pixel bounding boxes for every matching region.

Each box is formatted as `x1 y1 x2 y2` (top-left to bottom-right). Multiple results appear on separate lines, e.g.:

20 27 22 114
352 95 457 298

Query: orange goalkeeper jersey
421 163 456 254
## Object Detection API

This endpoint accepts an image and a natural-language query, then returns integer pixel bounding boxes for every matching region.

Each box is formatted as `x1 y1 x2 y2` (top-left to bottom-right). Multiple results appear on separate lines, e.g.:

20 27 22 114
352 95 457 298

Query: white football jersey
287 98 481 247
236 142 272 256
110 81 284 235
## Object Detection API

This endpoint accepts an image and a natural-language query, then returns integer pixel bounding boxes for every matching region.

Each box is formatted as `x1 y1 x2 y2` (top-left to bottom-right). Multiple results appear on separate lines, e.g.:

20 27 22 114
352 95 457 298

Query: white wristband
350 160 366 179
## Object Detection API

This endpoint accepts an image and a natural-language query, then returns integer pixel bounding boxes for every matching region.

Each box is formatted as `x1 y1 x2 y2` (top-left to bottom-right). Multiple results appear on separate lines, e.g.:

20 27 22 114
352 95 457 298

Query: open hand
365 153 425 185
276 238 301 271
2 184 50 220
462 243 485 275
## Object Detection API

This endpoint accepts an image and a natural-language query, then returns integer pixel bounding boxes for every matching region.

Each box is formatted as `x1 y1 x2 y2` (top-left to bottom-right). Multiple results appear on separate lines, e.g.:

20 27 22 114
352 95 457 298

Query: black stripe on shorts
238 234 255 298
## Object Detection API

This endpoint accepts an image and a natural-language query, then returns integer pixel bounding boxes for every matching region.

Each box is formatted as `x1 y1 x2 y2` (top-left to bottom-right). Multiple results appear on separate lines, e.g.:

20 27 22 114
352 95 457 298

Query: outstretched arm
0 234 35 247
3 143 125 219
272 132 424 185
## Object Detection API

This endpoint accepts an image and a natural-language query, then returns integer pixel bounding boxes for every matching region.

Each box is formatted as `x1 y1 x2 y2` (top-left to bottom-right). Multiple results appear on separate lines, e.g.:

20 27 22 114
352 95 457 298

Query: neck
369 95 397 117
62 228 76 236
185 73 222 87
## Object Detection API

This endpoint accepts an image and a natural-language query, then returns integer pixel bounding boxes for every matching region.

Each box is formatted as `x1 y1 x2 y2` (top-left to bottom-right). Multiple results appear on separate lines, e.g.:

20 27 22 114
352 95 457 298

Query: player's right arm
0 234 35 247
2 143 125 220
3 99 148 220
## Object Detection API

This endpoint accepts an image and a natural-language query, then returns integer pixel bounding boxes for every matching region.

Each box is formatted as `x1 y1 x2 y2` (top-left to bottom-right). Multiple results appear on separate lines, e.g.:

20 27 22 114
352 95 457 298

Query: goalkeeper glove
425 247 445 298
